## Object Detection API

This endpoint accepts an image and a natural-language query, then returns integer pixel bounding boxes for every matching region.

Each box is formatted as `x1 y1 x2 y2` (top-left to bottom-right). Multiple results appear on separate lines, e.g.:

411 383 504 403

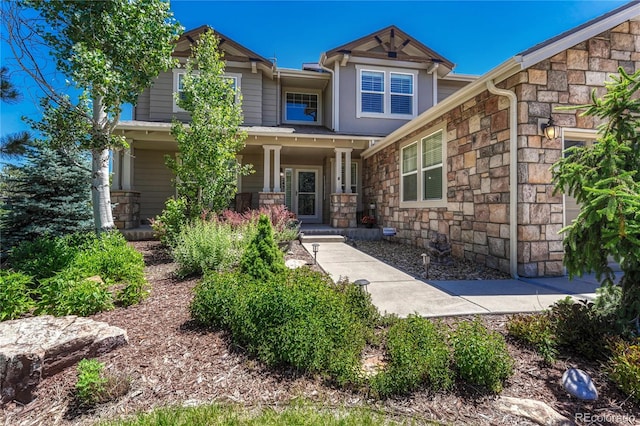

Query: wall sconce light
312 243 319 264
280 168 284 177
540 117 559 140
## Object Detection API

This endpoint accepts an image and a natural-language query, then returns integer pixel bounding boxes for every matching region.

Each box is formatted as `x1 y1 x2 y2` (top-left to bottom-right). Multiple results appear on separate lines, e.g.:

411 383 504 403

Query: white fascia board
362 59 521 159
515 4 640 69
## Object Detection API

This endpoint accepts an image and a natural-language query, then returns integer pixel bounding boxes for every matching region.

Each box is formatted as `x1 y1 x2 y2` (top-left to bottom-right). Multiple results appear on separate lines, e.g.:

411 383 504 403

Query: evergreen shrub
239 214 285 281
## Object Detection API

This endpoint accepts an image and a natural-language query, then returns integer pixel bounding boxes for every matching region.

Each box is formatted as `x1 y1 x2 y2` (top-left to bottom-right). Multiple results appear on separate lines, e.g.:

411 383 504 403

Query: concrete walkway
302 242 620 318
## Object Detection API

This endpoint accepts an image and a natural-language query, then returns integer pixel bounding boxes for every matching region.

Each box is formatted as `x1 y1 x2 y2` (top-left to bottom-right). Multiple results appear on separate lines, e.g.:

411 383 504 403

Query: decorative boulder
0 315 128 404
562 368 598 401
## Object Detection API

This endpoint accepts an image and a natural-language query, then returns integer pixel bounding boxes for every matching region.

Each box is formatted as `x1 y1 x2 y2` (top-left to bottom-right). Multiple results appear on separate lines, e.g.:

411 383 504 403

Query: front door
295 169 319 222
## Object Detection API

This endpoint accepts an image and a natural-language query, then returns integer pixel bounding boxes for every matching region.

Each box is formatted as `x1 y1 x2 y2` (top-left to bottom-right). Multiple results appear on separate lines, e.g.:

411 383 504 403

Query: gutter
485 80 519 279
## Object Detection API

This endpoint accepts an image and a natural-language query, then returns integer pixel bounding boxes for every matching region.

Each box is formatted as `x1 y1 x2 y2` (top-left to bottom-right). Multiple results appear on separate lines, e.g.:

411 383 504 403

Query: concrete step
300 234 345 243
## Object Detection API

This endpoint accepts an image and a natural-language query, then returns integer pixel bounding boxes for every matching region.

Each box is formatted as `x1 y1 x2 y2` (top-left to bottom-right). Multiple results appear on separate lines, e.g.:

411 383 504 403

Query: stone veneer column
111 190 140 229
258 192 285 208
330 193 357 228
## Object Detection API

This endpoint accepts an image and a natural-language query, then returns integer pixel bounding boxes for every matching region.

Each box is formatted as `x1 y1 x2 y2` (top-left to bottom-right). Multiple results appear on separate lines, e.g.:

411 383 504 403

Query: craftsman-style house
112 1 640 277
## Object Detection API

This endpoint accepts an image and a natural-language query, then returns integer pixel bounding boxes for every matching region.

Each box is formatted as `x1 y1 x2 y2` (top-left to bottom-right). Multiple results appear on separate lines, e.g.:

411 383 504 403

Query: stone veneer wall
111 191 140 230
363 20 639 277
330 193 358 228
258 192 285 208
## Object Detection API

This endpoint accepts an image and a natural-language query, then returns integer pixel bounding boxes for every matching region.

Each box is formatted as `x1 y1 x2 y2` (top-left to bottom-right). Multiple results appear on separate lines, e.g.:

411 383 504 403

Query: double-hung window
400 128 445 206
283 90 321 124
357 66 417 118
173 69 241 112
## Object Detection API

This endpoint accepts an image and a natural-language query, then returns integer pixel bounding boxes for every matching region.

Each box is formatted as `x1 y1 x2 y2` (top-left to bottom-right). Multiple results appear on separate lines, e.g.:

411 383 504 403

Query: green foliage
371 315 453 398
219 205 300 244
507 313 558 363
75 358 130 406
550 297 616 361
37 276 114 317
552 68 640 322
451 318 513 392
151 197 190 248
607 338 640 404
172 220 255 278
0 270 34 321
335 279 380 331
239 214 285 281
168 30 251 214
190 268 367 386
0 144 93 253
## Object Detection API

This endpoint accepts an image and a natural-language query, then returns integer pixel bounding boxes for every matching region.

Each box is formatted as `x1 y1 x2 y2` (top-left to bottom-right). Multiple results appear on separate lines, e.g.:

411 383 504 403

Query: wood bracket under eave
251 61 257 74
341 54 350 66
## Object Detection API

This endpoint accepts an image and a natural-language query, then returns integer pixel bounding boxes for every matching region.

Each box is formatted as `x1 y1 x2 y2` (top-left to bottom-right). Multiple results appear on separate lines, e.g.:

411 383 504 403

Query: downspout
486 80 519 279
276 70 281 125
428 62 439 106
318 53 337 131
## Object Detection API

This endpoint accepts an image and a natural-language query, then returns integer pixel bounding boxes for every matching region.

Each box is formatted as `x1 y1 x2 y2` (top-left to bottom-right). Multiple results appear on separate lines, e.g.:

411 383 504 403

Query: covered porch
111 121 380 229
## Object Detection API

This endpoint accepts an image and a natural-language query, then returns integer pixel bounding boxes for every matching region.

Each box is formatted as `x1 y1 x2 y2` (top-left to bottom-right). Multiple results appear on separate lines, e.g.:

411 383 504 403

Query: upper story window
172 69 241 112
357 66 418 119
400 126 446 207
283 89 322 125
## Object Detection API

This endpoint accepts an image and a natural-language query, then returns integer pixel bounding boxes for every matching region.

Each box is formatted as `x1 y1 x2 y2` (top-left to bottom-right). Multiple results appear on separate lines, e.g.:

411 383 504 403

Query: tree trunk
92 147 115 232
92 95 115 232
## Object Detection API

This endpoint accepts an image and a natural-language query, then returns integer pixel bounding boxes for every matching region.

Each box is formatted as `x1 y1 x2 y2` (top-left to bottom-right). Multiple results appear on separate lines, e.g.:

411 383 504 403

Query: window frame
356 65 418 119
282 88 323 125
172 69 242 113
399 124 447 208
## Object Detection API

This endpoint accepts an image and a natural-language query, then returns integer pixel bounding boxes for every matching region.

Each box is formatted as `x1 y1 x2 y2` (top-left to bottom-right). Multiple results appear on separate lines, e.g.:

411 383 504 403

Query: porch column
262 145 271 192
344 148 352 193
272 146 282 192
334 148 343 194
122 146 133 191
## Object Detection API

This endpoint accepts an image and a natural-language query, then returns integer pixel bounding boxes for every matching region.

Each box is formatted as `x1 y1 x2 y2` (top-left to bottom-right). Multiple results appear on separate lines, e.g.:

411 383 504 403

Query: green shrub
191 268 367 385
550 297 616 361
607 338 640 404
0 270 34 321
239 214 285 281
219 205 300 244
507 313 558 363
75 358 130 406
371 315 453 398
152 197 190 247
451 318 513 393
36 276 114 316
335 279 380 330
172 220 252 278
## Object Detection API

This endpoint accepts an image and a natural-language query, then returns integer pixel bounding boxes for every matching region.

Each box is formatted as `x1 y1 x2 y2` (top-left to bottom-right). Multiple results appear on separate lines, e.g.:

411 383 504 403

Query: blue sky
0 0 630 139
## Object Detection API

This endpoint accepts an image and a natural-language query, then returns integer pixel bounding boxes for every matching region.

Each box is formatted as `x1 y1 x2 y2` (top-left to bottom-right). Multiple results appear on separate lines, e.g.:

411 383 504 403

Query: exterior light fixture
354 279 370 293
540 117 559 140
312 243 319 264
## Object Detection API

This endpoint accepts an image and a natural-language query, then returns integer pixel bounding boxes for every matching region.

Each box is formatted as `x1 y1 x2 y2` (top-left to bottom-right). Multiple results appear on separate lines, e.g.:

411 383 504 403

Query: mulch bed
1 241 638 425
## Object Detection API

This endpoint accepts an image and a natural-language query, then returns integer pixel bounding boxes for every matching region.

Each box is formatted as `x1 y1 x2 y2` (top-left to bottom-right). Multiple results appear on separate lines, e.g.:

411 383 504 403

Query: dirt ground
1 241 638 425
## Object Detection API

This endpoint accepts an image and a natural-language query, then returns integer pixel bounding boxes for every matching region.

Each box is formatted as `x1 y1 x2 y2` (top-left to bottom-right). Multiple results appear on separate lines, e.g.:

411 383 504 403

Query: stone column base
111 190 141 230
330 193 358 228
258 192 285 208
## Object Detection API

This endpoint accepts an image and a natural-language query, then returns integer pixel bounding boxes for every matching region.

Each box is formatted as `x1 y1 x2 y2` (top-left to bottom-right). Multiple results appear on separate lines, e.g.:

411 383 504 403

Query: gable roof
363 1 640 159
323 25 454 71
173 25 274 70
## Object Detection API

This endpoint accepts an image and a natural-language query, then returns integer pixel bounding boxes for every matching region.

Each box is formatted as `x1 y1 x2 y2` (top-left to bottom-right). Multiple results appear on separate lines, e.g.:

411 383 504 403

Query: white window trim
399 123 447 208
356 65 418 119
172 69 242 113
282 88 323 126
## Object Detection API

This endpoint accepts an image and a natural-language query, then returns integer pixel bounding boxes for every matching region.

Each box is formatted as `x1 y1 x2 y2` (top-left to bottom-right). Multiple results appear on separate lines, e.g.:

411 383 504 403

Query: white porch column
122 147 133 191
334 148 343 194
262 145 271 192
112 150 122 190
344 148 352 193
272 146 282 192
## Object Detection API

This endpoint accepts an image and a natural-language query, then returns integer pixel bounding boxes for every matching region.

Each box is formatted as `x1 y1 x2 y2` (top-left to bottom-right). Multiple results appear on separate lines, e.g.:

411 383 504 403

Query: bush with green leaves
550 297 616 361
75 358 130 406
191 268 367 385
507 313 558 363
172 219 256 278
37 275 114 317
151 197 190 248
239 214 285 281
371 315 453 398
451 318 513 392
607 338 640 404
0 270 34 321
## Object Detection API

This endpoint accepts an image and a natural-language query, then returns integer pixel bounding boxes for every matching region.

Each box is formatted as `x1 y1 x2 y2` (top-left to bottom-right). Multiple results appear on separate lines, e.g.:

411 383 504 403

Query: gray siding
135 87 151 121
233 67 262 126
133 149 176 221
438 79 469 103
323 80 333 130
262 77 277 126
337 63 433 136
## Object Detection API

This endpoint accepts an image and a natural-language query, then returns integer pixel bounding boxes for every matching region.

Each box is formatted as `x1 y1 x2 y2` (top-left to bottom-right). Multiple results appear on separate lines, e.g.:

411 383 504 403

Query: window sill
399 200 447 209
357 112 416 120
